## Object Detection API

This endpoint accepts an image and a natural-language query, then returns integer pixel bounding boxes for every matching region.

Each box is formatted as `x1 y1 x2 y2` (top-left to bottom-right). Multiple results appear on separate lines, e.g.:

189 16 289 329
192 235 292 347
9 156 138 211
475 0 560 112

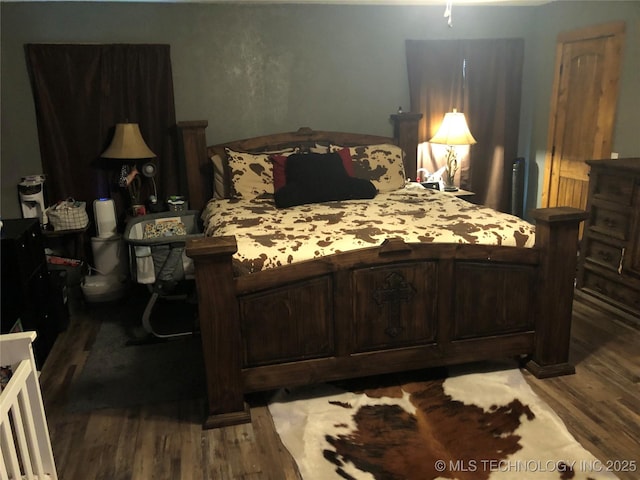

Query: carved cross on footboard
373 271 417 338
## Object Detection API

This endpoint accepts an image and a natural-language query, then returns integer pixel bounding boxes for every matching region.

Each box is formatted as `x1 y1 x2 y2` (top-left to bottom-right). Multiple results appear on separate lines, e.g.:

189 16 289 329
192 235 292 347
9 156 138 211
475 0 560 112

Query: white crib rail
0 332 57 480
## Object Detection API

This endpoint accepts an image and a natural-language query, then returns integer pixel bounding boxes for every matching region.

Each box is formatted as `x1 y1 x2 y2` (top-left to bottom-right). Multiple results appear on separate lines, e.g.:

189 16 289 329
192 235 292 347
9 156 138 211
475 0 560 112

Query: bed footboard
187 207 586 429
526 207 589 377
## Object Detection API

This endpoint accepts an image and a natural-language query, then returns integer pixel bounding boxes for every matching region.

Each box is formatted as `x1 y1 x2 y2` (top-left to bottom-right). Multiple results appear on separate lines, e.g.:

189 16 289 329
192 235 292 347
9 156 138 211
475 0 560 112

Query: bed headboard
178 113 422 212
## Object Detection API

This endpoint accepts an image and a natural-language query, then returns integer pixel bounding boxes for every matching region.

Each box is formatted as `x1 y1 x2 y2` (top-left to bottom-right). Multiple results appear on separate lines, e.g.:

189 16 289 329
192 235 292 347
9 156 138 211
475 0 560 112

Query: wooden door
542 22 625 211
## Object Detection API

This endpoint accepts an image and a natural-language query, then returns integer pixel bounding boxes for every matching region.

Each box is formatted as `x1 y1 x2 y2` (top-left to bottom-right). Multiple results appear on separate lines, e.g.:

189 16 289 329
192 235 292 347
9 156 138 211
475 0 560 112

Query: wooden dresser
576 158 640 321
1 218 65 367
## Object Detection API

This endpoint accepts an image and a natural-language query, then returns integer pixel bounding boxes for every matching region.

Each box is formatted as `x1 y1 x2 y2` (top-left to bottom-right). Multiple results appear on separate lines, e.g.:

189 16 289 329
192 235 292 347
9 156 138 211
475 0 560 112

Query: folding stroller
123 210 203 338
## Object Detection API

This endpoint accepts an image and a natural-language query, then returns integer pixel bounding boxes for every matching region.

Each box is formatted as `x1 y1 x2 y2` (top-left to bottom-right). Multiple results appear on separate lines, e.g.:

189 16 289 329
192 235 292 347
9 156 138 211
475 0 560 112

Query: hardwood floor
39 291 639 480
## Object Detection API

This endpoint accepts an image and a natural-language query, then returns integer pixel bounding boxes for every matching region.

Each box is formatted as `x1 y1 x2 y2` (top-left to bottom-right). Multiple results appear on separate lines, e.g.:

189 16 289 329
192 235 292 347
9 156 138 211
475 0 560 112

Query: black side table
444 188 476 203
42 224 90 261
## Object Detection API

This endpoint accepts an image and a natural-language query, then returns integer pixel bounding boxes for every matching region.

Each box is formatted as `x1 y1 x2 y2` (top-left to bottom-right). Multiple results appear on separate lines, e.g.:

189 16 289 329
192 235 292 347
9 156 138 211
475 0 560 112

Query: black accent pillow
274 152 377 208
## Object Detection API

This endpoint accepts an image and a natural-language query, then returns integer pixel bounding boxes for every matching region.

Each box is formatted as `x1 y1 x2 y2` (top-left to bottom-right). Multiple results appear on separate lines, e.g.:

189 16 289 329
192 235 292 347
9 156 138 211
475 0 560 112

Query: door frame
541 21 626 208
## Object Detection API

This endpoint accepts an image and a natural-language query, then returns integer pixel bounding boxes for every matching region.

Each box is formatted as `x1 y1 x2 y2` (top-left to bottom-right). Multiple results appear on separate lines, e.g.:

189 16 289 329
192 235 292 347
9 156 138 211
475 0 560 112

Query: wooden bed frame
178 115 587 429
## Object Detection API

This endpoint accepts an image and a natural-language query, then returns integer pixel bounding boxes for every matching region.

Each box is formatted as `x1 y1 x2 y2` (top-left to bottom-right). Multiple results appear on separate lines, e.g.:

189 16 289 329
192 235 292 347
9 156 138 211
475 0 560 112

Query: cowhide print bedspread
201 186 536 275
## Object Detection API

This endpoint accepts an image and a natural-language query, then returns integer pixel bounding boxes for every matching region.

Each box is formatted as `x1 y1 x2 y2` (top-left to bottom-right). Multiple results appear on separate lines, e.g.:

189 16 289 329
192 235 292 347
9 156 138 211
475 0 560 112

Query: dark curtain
25 44 178 227
406 39 524 212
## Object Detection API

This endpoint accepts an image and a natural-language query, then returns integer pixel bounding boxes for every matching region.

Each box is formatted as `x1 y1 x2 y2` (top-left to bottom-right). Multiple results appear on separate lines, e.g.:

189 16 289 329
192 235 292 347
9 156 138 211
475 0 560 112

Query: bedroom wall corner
524 1 640 218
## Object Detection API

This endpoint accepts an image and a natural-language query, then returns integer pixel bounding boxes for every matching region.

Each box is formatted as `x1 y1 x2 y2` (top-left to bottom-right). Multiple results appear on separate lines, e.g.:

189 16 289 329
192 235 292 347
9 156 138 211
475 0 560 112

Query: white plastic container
91 233 126 275
83 234 128 302
81 272 128 303
93 198 117 238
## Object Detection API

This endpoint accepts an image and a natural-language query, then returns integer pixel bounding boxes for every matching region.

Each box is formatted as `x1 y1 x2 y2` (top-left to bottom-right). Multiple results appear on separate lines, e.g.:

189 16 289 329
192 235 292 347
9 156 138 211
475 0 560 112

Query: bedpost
390 112 422 182
178 120 210 213
186 236 251 428
527 207 588 378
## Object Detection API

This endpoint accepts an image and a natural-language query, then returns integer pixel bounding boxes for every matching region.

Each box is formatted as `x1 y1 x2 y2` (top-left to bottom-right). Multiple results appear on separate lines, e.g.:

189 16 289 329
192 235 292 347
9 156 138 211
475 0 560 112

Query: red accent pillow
272 148 353 191
337 148 354 176
272 154 289 191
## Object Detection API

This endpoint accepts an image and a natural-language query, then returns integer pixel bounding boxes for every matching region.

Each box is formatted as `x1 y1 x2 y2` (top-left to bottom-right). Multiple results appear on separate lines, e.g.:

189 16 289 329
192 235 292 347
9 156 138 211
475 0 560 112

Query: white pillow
309 143 329 154
211 154 226 199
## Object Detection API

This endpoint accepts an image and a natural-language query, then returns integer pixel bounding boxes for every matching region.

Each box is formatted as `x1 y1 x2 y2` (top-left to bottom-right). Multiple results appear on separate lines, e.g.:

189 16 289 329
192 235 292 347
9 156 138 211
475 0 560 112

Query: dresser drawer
1 219 46 285
583 238 623 273
589 205 630 240
20 264 50 331
17 226 45 279
582 271 640 314
593 173 635 206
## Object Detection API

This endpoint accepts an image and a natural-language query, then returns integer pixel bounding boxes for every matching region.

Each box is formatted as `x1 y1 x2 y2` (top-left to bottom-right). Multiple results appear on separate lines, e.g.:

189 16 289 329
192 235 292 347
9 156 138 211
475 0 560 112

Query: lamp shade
101 123 156 159
429 109 477 146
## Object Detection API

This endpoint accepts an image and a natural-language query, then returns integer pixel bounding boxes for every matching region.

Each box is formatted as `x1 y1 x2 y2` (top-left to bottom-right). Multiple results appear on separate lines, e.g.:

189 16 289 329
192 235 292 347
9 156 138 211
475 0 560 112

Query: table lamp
429 109 476 192
101 123 156 213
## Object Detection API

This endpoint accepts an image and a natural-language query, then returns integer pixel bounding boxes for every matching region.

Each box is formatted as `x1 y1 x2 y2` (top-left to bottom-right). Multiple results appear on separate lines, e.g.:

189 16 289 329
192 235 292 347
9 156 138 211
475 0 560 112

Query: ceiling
2 0 556 4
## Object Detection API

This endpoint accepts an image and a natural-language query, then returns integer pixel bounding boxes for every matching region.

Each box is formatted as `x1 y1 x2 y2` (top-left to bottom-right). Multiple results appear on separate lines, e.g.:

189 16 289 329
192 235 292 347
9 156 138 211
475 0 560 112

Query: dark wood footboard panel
186 207 586 429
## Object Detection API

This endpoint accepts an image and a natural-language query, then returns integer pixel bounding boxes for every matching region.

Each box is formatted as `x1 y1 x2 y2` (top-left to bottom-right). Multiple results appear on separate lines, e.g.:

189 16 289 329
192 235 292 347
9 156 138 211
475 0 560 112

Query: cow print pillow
330 143 406 193
225 148 296 199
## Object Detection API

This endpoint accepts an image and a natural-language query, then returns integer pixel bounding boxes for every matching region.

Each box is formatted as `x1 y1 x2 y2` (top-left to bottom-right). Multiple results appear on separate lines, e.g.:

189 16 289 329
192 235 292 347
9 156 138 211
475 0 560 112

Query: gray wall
526 1 640 214
1 1 639 219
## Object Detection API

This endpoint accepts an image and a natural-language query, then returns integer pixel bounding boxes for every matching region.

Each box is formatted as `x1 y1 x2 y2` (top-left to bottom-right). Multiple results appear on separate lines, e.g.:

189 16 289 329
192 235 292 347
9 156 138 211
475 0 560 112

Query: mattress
202 186 536 274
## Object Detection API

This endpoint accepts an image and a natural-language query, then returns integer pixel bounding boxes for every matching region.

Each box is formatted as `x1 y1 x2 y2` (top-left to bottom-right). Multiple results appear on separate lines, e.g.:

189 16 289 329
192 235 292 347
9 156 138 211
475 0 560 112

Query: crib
123 210 203 338
0 332 57 480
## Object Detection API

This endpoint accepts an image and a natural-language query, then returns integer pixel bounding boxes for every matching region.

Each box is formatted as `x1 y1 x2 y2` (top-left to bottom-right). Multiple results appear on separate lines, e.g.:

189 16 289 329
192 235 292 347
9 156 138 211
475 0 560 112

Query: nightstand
42 223 90 261
444 188 476 203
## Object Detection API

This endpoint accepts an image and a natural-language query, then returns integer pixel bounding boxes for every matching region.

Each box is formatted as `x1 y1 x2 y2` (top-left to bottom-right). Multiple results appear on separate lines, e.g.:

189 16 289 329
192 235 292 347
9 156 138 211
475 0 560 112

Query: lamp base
443 185 459 192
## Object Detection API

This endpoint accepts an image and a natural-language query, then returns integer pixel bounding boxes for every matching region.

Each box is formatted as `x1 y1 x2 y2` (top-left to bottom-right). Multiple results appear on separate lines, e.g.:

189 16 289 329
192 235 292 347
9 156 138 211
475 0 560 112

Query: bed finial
178 120 210 212
390 112 422 182
295 127 314 136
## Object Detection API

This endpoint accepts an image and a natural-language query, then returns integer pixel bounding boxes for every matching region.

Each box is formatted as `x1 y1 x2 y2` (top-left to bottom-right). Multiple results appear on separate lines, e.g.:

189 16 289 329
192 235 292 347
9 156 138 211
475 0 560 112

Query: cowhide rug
268 365 618 480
